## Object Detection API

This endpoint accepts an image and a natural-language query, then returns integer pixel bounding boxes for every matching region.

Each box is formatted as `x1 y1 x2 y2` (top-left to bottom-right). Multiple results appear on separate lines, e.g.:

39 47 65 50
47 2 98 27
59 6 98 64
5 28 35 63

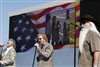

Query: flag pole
32 47 37 67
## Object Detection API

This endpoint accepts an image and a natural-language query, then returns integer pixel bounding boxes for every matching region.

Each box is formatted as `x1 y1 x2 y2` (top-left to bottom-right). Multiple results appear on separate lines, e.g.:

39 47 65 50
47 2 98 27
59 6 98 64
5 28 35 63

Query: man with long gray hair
0 38 16 67
78 15 100 67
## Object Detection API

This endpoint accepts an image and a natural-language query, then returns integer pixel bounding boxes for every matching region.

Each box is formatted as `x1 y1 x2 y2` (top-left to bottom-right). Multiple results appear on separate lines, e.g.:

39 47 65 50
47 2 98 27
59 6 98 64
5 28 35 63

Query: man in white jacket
0 38 16 67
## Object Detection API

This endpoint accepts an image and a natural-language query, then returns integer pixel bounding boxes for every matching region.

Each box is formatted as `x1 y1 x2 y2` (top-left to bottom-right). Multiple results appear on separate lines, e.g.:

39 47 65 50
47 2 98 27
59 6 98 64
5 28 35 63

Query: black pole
32 47 37 67
66 9 70 19
74 7 76 67
74 29 76 67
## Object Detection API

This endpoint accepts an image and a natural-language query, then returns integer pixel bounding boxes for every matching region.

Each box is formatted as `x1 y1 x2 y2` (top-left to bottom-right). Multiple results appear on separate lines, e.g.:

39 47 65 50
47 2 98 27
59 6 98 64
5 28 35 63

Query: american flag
9 2 80 52
9 14 38 52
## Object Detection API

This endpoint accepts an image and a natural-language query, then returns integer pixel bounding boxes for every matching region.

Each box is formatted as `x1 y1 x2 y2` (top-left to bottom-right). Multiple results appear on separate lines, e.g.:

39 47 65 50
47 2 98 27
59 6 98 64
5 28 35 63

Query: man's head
78 14 100 34
52 16 56 21
46 14 51 20
7 38 16 48
78 14 100 31
37 34 48 45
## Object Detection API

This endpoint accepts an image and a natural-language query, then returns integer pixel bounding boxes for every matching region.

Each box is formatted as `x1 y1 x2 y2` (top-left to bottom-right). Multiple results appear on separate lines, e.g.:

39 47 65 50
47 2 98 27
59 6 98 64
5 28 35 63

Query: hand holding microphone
0 44 5 48
34 43 40 49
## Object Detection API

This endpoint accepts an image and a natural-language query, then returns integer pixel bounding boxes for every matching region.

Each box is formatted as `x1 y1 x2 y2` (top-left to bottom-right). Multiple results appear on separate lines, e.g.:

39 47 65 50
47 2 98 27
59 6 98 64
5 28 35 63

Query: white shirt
5 46 13 55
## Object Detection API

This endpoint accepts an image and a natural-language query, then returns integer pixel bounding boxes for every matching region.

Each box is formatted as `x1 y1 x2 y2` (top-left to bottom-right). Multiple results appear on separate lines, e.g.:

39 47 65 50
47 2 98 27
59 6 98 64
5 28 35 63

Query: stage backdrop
9 1 80 67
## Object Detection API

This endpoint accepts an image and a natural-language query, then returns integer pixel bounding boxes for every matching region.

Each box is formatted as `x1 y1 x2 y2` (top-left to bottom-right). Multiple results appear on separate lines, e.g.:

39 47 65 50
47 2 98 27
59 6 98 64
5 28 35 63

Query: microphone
70 23 84 28
34 42 40 48
38 41 40 44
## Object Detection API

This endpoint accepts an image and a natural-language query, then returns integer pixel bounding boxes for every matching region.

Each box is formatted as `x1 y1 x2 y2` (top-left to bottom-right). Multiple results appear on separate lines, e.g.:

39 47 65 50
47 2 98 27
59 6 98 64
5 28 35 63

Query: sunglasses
81 21 86 24
38 38 42 40
7 42 9 44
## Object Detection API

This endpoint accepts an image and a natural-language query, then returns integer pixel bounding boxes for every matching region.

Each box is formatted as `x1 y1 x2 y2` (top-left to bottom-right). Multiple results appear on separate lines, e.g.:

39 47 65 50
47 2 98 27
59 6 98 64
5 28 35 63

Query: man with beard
34 33 54 67
78 15 100 67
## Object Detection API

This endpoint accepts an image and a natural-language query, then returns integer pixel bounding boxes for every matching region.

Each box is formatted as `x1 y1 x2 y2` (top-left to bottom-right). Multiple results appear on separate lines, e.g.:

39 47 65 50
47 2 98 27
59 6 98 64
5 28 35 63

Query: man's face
81 21 90 28
38 35 44 45
7 41 12 47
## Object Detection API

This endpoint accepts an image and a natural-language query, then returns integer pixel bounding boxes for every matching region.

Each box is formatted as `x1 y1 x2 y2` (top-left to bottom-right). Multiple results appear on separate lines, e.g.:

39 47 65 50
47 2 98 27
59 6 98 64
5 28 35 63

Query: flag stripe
29 7 56 20
76 4 80 12
76 16 80 22
76 28 80 38
60 3 71 8
29 3 71 20
30 15 45 24
33 22 45 29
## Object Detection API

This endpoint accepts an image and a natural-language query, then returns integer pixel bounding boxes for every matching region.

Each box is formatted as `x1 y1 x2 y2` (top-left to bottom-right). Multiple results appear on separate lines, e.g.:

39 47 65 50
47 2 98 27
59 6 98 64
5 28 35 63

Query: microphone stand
32 47 37 67
74 25 76 67
70 23 81 67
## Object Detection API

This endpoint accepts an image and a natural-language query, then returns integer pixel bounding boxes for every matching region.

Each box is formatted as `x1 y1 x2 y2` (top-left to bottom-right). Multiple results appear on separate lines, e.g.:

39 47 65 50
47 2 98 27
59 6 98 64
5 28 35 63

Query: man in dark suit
35 33 54 67
0 38 16 67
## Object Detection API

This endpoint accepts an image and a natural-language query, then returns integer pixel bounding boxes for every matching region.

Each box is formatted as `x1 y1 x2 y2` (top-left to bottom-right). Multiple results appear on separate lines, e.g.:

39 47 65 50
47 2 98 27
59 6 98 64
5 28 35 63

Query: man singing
0 38 16 67
35 33 54 67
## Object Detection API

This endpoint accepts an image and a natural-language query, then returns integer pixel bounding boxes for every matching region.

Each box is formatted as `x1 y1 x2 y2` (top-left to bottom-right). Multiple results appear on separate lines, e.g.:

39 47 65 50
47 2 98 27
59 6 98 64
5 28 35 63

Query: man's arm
38 46 53 58
93 51 100 67
35 43 53 58
0 44 4 60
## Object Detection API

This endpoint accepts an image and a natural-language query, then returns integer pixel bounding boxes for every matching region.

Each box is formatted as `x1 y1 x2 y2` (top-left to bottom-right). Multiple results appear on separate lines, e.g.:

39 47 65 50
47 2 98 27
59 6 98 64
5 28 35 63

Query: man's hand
0 60 3 64
34 43 40 49
0 44 4 48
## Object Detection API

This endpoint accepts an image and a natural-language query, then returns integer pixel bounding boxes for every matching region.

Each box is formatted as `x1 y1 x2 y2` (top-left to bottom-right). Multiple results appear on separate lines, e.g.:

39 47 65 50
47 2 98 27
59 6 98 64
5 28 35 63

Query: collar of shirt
5 46 13 54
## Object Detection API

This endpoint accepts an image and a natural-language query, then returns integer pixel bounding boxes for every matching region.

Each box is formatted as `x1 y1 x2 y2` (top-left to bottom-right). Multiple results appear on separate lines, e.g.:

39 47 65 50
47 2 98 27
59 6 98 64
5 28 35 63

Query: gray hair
9 38 16 48
89 21 99 34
